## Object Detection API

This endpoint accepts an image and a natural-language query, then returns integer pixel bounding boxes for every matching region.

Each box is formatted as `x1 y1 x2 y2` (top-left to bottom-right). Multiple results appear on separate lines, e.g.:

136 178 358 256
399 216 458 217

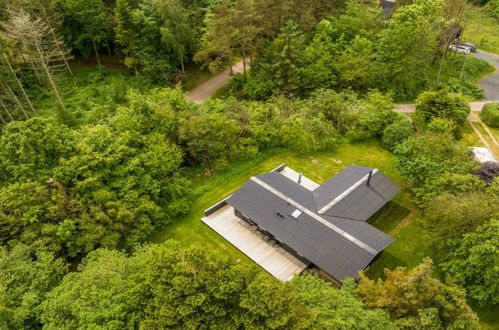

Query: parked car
448 44 471 55
458 42 477 53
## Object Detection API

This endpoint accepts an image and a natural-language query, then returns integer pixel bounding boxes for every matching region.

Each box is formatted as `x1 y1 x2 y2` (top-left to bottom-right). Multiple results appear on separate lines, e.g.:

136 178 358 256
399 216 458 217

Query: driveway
474 50 499 101
187 59 250 103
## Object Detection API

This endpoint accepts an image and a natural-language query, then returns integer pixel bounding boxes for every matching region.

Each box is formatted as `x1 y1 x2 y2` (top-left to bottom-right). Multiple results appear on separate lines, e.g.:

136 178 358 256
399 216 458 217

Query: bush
481 102 499 127
474 161 499 183
415 89 470 130
382 115 414 151
394 132 476 183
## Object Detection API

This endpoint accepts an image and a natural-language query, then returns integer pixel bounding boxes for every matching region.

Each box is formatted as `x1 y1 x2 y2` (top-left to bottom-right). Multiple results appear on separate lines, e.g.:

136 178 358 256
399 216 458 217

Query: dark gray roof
381 0 396 16
226 165 399 281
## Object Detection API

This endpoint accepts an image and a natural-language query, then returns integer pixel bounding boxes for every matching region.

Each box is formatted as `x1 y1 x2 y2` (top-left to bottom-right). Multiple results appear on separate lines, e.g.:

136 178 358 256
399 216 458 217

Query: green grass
461 121 486 147
463 4 499 55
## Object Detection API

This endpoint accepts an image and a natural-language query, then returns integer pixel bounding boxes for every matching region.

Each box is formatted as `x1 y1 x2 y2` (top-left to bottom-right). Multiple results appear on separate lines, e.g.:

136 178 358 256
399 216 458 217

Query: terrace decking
201 205 308 281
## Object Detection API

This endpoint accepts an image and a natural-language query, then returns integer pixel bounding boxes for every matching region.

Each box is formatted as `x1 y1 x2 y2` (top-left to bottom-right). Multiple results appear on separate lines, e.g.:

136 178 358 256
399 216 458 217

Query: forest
0 0 498 329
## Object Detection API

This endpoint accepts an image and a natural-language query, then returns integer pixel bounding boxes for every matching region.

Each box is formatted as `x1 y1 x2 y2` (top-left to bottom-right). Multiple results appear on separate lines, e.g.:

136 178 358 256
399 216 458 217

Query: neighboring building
471 147 498 163
219 164 400 283
380 0 397 16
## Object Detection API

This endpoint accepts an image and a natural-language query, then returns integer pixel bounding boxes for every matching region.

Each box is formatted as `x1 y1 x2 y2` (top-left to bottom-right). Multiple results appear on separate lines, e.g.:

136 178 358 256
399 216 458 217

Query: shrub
394 132 476 183
382 115 414 151
474 161 499 183
415 89 470 130
481 102 499 127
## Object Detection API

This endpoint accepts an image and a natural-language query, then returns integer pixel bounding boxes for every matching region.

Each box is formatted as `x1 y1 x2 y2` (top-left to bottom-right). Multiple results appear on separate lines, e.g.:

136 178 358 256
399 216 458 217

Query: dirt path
187 59 250 103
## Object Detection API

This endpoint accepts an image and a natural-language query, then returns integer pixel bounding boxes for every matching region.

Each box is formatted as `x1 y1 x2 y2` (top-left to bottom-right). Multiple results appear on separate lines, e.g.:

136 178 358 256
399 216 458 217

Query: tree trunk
0 99 13 122
106 42 112 56
242 51 247 82
3 54 37 115
180 56 185 72
0 80 29 119
36 45 65 112
40 3 73 76
0 111 6 125
228 48 233 75
92 39 101 67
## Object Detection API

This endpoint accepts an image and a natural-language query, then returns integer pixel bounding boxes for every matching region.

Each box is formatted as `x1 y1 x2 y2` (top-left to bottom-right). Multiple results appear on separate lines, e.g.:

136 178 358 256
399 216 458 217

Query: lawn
463 4 499 55
150 140 427 275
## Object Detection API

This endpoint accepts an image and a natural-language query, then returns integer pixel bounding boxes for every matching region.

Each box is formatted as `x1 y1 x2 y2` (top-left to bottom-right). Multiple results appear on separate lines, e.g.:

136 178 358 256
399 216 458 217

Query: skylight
291 209 303 219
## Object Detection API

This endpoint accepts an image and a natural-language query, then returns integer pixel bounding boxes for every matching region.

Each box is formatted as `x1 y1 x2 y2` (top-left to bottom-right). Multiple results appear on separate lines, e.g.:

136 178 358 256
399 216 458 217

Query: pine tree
270 20 305 93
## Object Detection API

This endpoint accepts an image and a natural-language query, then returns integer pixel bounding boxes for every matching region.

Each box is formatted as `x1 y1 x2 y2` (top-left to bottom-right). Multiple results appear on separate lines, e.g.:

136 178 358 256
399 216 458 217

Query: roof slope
226 165 398 280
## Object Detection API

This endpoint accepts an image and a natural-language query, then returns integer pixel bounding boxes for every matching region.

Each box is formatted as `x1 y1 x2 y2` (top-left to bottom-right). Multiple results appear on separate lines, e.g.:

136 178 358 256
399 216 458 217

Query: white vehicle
448 44 471 55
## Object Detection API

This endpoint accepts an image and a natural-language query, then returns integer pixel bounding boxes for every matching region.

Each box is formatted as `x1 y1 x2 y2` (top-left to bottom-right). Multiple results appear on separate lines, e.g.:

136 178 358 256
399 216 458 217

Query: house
203 164 400 283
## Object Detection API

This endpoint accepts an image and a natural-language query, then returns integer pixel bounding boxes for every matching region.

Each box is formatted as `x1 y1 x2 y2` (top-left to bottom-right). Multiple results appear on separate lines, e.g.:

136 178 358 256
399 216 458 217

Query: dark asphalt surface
474 50 499 101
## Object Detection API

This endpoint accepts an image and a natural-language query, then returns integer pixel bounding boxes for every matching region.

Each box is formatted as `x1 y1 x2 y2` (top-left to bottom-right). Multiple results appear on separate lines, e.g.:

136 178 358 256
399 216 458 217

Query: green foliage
421 190 499 239
441 219 499 305
269 20 306 94
0 244 68 329
0 117 75 183
382 114 414 151
57 0 112 58
0 96 191 257
41 249 137 329
358 258 480 330
42 241 312 329
481 102 499 128
394 132 476 183
412 173 486 208
414 89 470 131
292 276 396 329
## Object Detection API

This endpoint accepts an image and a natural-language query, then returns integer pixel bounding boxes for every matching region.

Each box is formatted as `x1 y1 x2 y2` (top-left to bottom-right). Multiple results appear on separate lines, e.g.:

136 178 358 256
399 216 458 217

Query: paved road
474 50 499 101
396 50 499 113
396 101 492 113
188 59 250 103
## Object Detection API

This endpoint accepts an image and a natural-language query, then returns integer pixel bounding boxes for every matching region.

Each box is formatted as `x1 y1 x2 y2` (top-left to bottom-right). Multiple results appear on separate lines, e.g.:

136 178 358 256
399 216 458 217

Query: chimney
367 170 373 186
298 173 302 184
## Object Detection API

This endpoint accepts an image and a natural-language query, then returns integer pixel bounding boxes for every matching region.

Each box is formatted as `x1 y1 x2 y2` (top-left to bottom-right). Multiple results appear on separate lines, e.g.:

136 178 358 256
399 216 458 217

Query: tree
441 219 499 305
481 102 499 127
0 117 75 183
422 191 499 239
1 10 70 114
194 0 239 74
0 244 68 329
394 132 476 183
155 0 194 72
128 241 308 329
414 89 470 130
412 173 486 208
114 0 140 70
358 258 480 329
57 0 111 65
41 249 137 329
269 20 305 93
291 276 396 329
376 0 445 99
382 115 414 151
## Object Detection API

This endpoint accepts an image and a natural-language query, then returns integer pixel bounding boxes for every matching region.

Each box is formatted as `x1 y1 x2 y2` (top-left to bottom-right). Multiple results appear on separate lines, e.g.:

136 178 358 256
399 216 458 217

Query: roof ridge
316 169 378 215
250 176 378 255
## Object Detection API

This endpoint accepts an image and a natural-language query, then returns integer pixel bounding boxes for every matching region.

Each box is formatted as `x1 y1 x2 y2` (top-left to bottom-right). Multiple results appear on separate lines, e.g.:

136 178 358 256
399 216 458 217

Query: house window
291 209 303 219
